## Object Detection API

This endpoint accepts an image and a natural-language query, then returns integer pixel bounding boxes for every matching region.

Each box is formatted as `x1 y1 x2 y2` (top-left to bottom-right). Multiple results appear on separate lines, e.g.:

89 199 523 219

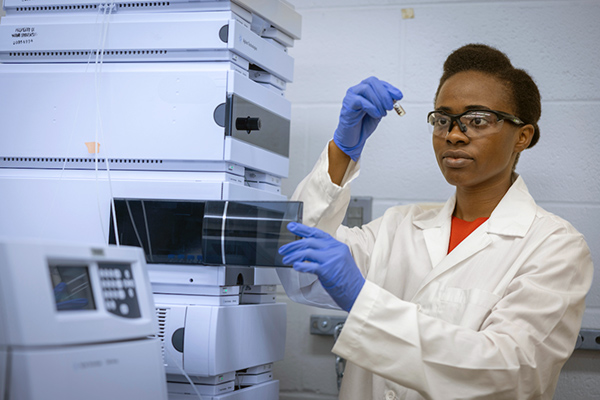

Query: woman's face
433 70 532 191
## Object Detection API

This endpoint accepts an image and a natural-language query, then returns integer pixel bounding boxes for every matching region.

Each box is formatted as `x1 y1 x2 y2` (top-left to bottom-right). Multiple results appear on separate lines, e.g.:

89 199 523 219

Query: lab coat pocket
438 287 501 330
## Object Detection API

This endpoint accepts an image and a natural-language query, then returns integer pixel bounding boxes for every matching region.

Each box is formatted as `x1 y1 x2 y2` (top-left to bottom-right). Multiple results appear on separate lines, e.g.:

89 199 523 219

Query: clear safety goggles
427 109 524 137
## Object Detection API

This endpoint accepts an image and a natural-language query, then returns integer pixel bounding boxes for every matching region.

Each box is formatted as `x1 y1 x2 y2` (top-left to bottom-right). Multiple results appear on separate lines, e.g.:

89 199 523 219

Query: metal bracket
310 315 347 336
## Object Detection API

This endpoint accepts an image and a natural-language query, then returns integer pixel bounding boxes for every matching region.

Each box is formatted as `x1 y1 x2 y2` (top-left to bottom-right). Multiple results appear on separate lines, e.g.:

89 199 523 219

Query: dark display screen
109 199 302 267
49 265 96 311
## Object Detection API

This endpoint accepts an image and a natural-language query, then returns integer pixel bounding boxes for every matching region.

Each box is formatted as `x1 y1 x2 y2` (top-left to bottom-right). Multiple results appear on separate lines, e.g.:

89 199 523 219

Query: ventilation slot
16 5 99 11
1 157 164 164
15 2 172 12
118 2 171 8
7 50 170 58
109 158 165 164
154 307 169 364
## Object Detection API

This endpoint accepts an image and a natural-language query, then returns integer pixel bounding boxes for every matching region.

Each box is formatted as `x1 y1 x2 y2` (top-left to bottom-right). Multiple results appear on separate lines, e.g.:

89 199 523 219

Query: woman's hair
435 44 541 149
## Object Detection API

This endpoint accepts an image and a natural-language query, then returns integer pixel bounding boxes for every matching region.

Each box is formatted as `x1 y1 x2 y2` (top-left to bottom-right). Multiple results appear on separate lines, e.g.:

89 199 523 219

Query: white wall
275 1 600 399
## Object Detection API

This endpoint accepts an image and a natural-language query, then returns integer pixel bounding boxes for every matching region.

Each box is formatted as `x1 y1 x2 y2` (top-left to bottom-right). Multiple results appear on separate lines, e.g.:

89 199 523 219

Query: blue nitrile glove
333 76 403 161
279 222 365 312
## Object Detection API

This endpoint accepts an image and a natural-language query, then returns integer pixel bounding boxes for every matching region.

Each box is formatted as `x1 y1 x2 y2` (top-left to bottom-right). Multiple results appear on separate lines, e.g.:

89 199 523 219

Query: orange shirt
448 216 489 253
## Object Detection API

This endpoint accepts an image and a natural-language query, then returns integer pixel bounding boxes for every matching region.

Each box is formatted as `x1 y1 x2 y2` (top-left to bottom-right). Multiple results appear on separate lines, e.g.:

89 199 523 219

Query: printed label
238 34 258 51
12 27 36 46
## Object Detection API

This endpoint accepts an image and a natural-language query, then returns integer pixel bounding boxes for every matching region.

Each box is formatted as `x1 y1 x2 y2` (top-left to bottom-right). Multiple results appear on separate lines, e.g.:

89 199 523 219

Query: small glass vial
393 101 406 116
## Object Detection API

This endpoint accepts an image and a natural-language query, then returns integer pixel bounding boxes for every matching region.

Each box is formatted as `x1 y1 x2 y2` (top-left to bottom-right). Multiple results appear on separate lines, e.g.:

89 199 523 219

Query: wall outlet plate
342 196 372 228
576 329 600 351
310 315 347 336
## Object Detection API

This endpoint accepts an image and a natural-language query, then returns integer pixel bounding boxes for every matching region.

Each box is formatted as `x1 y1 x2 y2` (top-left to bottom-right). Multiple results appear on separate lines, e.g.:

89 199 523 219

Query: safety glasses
427 109 524 137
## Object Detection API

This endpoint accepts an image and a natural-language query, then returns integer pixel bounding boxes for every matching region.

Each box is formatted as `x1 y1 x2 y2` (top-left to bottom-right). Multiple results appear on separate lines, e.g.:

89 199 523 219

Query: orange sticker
85 142 101 154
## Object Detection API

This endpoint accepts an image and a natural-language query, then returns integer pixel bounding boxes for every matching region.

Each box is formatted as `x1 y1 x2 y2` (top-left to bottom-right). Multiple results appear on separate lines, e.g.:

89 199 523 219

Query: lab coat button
385 389 397 400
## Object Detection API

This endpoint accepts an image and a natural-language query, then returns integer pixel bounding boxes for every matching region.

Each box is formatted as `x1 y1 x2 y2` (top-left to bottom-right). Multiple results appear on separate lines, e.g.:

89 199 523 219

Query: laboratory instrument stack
0 1 302 399
0 240 168 400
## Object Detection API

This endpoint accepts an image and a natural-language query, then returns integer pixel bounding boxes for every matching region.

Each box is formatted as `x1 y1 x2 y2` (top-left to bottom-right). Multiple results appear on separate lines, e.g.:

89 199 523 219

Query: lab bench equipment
0 1 302 399
0 239 168 400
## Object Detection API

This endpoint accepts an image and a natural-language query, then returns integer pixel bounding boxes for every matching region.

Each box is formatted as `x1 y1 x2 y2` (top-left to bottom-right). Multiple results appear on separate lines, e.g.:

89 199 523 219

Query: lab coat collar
486 175 537 237
412 195 455 231
410 176 537 300
413 177 536 283
412 175 536 238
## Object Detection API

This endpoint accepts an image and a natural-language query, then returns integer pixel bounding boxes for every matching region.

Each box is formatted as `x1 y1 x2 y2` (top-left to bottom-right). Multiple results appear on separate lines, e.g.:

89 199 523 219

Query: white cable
93 3 110 243
239 284 247 307
100 12 121 246
100 2 121 246
141 200 154 262
125 200 144 249
93 2 120 245
164 349 205 400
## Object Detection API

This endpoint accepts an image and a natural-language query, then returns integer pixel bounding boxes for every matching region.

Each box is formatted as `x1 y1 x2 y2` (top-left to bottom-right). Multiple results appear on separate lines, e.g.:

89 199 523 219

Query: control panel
99 263 141 318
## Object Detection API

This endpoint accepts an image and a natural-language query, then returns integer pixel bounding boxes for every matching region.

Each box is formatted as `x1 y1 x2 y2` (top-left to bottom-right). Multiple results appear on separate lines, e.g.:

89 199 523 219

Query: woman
277 44 593 399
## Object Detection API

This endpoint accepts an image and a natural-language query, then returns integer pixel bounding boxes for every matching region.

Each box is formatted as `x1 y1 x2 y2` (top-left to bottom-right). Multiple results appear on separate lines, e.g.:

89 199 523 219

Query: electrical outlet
576 329 600 350
342 196 372 228
310 315 347 336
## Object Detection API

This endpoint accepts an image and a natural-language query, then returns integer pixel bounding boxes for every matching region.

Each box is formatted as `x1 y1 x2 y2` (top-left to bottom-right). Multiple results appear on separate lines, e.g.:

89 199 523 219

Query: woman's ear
514 124 535 153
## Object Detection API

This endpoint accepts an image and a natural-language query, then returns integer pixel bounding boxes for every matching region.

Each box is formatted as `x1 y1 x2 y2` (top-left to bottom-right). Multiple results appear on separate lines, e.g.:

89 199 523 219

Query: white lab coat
277 145 593 400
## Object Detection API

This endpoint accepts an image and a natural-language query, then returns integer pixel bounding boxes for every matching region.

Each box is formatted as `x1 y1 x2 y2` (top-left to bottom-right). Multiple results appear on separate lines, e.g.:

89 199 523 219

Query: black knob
236 116 261 133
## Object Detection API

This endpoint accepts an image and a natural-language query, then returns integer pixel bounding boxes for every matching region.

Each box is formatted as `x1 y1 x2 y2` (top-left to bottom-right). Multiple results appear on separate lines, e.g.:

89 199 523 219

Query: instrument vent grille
154 307 169 365
14 2 172 12
1 157 164 164
7 50 170 58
